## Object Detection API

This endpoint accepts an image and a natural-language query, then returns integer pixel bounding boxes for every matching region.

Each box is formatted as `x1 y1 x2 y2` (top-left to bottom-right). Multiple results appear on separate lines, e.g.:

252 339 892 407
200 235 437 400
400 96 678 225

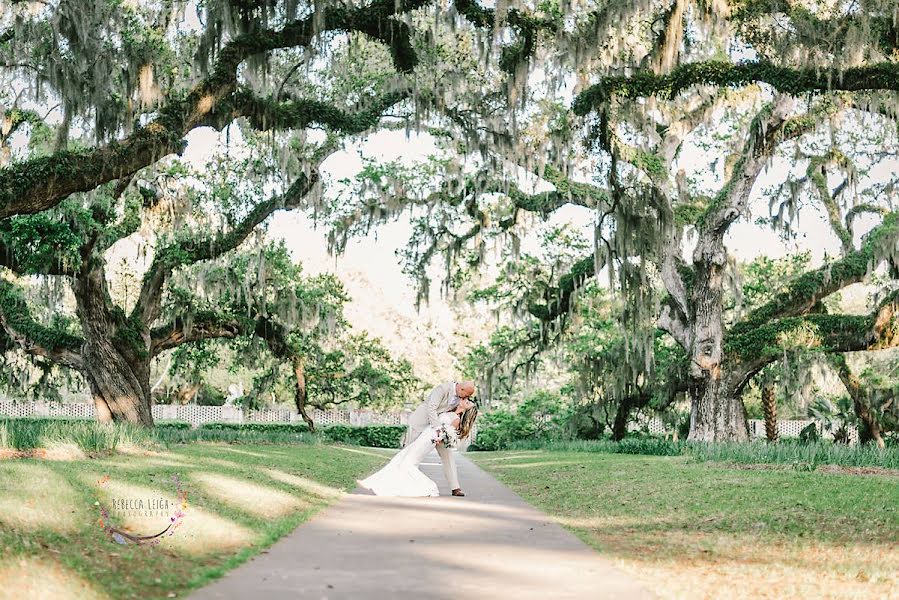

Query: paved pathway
191 451 653 599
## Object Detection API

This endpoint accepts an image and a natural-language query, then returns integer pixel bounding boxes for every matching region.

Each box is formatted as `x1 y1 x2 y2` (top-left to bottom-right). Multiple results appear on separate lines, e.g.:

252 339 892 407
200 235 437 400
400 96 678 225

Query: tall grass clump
504 437 688 456
0 418 157 452
687 440 899 470
494 436 899 469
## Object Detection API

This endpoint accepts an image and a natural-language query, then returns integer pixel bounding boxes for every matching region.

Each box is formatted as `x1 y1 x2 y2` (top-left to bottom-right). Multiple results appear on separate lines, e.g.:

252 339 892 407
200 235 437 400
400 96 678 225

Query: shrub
568 405 606 440
469 410 535 451
197 422 310 433
321 424 407 448
470 390 571 450
196 384 227 406
155 420 193 430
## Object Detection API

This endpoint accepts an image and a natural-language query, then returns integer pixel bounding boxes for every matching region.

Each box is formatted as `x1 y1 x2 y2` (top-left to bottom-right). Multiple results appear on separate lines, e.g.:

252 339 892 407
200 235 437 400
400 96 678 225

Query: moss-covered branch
150 312 296 358
454 0 558 73
0 279 84 369
732 0 899 55
134 170 320 326
734 212 899 336
526 254 599 322
697 99 832 233
727 290 899 371
808 153 854 254
573 60 899 114
233 88 410 133
0 0 427 220
828 353 886 447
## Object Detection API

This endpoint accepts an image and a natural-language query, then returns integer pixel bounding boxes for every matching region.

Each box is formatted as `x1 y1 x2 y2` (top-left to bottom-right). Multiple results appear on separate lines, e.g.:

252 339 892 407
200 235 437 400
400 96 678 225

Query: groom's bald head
456 381 476 399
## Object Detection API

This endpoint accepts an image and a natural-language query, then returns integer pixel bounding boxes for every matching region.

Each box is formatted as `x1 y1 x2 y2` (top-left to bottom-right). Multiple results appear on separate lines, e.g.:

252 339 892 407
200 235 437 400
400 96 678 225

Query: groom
404 380 476 497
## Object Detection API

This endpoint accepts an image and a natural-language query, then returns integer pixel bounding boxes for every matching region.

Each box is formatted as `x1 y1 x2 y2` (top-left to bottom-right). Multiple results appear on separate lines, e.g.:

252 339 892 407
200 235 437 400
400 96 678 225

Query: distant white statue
224 382 244 405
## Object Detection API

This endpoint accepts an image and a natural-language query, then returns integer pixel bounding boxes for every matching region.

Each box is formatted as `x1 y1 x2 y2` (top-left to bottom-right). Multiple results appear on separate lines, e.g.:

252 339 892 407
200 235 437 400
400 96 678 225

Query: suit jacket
403 381 457 446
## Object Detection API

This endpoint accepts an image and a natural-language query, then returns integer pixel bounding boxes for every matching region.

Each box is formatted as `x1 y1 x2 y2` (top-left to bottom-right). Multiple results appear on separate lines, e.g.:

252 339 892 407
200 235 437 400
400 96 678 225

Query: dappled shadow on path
189 452 653 600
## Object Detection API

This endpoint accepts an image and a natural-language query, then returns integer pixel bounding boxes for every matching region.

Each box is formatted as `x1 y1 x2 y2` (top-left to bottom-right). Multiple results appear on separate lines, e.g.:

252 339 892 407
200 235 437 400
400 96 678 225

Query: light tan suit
403 381 459 490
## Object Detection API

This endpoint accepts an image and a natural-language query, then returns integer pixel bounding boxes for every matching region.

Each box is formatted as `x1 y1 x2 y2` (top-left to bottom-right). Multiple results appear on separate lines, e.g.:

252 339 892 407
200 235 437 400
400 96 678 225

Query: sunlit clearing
0 557 109 600
599 531 899 600
263 468 344 499
41 442 87 461
114 443 154 456
0 463 83 533
191 472 308 519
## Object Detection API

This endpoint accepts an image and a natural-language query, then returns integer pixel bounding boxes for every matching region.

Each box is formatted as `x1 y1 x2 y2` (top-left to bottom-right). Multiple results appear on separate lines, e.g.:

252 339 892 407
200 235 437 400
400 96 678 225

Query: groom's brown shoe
451 488 465 497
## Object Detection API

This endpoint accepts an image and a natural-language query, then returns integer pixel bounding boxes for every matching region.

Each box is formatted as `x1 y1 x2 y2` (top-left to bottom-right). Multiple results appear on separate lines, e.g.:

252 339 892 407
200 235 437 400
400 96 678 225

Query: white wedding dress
358 412 456 497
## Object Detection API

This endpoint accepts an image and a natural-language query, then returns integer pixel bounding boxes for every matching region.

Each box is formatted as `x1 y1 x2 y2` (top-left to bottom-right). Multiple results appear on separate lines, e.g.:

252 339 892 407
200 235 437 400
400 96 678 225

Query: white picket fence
0 401 411 428
633 416 859 444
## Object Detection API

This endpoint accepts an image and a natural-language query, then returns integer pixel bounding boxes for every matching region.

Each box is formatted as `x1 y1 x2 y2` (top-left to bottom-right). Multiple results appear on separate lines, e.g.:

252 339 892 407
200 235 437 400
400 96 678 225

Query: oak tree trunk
688 373 749 442
84 349 153 426
611 396 632 441
688 235 749 442
74 268 154 426
292 356 315 432
762 384 777 442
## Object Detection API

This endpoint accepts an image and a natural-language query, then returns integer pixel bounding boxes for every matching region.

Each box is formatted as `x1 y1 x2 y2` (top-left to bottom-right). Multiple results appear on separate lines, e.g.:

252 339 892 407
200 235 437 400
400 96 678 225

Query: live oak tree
569 1 899 441
0 0 463 425
325 1 899 442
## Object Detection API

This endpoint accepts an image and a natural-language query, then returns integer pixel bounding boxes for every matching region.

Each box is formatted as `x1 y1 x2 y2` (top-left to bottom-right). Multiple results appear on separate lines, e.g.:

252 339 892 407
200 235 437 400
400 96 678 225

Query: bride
359 402 478 497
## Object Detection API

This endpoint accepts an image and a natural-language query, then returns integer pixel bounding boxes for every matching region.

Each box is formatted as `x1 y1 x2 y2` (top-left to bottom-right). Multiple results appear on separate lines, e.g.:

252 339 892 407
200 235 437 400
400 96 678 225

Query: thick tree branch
729 290 899 386
0 0 426 220
735 212 899 334
657 300 691 349
150 313 296 367
829 353 885 447
0 279 84 369
232 87 411 132
573 61 899 114
732 0 899 55
134 169 320 326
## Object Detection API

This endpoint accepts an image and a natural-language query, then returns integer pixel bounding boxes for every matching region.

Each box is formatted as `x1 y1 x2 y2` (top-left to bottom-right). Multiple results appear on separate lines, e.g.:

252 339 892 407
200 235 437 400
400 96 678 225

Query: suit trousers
405 427 459 490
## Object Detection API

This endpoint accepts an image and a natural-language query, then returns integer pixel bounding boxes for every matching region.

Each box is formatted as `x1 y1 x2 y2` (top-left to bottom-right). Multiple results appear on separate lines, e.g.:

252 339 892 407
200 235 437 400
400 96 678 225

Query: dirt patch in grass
814 464 899 477
0 448 115 460
724 462 899 477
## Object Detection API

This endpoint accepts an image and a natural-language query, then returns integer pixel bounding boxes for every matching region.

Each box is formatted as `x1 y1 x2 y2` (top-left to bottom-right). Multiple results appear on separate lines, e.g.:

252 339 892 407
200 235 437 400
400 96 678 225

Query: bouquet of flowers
432 423 460 449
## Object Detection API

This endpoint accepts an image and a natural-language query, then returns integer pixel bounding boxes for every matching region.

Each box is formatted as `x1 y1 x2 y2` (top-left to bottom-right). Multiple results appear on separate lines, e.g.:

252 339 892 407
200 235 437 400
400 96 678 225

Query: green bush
469 410 535 451
198 422 310 433
155 420 193 430
470 390 571 451
321 424 407 448
196 384 227 406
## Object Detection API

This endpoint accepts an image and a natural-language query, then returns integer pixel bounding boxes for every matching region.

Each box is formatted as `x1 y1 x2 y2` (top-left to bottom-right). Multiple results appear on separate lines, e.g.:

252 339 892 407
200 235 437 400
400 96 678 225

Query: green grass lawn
0 443 391 600
471 450 899 600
